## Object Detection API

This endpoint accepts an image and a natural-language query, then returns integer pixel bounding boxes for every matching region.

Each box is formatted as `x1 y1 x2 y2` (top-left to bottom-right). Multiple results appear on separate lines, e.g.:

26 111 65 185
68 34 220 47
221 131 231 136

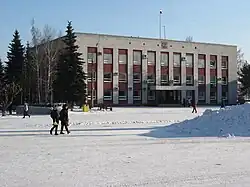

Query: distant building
75 33 237 105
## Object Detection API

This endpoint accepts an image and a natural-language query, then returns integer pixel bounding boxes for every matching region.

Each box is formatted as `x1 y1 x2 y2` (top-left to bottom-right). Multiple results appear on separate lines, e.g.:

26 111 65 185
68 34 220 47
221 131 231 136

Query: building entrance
157 90 181 105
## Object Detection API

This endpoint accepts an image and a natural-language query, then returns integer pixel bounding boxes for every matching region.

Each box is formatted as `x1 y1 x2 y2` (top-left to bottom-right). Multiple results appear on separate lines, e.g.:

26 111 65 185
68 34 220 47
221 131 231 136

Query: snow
143 104 250 138
1 106 250 186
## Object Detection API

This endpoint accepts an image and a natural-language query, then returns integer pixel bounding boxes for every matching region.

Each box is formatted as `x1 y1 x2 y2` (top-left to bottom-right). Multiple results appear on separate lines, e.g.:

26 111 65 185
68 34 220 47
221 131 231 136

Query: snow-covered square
1 105 250 187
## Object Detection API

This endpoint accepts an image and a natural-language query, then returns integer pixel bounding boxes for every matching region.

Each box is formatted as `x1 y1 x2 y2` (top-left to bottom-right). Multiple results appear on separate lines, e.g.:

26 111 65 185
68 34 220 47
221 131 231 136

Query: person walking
23 103 30 118
59 104 70 134
191 99 197 113
50 105 59 135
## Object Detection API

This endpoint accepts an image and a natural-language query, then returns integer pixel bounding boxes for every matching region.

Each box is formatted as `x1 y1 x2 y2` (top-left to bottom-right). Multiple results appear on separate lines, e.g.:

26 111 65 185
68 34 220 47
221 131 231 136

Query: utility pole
159 9 163 39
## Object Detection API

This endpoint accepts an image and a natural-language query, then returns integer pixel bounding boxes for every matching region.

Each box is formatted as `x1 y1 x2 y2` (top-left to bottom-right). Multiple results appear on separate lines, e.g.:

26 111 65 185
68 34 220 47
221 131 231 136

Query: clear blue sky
1 0 250 62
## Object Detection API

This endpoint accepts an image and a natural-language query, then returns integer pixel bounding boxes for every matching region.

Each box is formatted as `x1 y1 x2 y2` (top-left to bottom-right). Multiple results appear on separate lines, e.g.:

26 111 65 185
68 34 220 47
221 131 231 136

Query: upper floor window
198 54 205 68
147 51 156 65
210 55 217 69
221 56 228 69
87 53 97 63
173 53 181 67
133 51 142 65
103 53 112 64
160 52 169 66
186 54 193 67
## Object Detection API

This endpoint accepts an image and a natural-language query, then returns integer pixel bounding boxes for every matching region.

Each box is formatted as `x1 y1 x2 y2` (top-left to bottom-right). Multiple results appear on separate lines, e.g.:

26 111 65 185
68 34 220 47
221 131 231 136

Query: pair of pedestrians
50 104 70 135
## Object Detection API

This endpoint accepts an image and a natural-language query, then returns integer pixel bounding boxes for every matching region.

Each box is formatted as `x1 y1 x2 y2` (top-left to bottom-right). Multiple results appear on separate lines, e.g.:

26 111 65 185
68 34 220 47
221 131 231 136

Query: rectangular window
186 54 193 67
119 54 127 64
186 90 193 99
87 53 97 63
160 53 169 66
174 75 180 84
210 91 216 100
103 53 112 64
210 76 216 84
119 90 127 100
133 51 142 65
133 90 141 100
198 54 205 68
198 91 205 101
88 72 96 82
87 89 96 100
210 55 217 69
161 74 168 85
222 91 228 100
147 74 155 84
148 90 156 100
103 90 112 100
147 51 156 65
173 53 181 67
198 75 205 84
221 56 228 69
103 72 112 82
222 76 227 85
133 73 141 83
119 73 127 82
186 75 193 85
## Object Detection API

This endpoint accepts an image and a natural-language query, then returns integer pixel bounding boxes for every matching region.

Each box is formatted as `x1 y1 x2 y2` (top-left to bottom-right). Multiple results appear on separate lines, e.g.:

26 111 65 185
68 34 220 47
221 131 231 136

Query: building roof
75 32 237 48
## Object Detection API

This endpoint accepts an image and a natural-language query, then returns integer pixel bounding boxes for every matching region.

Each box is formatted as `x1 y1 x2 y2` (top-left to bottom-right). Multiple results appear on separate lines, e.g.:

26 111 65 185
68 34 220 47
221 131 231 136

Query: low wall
16 105 51 115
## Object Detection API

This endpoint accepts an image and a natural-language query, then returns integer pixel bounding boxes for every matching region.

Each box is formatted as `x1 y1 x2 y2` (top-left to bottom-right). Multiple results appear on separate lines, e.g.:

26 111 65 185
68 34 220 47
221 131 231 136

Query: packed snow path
1 107 250 187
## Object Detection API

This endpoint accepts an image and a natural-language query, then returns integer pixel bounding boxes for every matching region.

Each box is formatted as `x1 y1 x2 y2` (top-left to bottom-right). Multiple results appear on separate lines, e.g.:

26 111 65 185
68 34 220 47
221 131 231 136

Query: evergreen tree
238 63 250 96
23 42 35 103
0 58 5 86
5 30 25 84
54 21 86 105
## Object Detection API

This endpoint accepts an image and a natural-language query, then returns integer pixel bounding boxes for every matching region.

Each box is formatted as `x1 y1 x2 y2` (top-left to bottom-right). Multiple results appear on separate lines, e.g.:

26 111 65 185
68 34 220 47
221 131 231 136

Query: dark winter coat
59 108 68 123
50 109 59 120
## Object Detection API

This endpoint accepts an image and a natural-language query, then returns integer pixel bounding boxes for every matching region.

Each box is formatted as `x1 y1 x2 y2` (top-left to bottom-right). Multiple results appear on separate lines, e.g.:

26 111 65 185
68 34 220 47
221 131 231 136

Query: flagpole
159 9 162 39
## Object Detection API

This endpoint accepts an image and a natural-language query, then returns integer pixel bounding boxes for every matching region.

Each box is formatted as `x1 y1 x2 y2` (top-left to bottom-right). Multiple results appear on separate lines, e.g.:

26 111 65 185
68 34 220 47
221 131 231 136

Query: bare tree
237 48 247 73
30 19 62 104
185 36 193 42
0 82 22 116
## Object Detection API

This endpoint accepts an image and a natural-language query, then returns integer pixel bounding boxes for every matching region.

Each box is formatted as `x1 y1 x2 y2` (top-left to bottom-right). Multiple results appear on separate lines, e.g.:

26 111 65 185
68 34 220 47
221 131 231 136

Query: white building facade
75 33 237 105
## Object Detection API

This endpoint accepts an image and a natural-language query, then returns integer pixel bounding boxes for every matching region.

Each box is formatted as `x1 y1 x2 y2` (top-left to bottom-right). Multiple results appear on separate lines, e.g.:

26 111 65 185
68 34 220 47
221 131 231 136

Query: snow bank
143 104 250 138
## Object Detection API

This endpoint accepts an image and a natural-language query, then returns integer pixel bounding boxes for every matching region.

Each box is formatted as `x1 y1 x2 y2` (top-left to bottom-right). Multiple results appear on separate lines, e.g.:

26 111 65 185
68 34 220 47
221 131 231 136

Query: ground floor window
104 89 112 100
119 90 127 100
133 90 141 100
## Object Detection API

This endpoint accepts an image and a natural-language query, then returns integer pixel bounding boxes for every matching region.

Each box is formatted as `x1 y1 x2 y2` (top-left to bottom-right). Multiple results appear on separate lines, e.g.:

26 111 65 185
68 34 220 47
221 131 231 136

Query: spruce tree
0 58 5 86
238 63 250 97
5 30 25 84
54 21 86 105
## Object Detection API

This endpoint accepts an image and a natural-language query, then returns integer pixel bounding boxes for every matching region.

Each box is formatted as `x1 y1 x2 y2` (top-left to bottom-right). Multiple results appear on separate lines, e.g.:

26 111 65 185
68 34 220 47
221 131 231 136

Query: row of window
88 89 228 101
87 52 229 69
88 89 155 101
88 72 228 85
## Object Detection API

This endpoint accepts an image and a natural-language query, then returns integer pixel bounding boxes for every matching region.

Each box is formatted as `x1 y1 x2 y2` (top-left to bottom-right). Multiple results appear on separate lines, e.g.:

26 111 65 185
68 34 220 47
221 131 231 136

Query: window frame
133 51 142 65
186 75 193 85
173 75 181 84
103 89 112 100
160 53 169 66
87 71 96 82
198 58 205 68
210 91 217 100
87 89 96 100
148 90 156 100
221 76 228 85
133 90 141 100
103 72 112 82
198 91 205 101
103 53 112 64
198 75 205 84
119 54 127 64
210 76 216 84
119 90 127 100
147 74 155 84
173 53 181 67
161 74 168 85
119 73 127 83
87 53 97 64
147 51 156 65
186 54 193 68
133 73 141 83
